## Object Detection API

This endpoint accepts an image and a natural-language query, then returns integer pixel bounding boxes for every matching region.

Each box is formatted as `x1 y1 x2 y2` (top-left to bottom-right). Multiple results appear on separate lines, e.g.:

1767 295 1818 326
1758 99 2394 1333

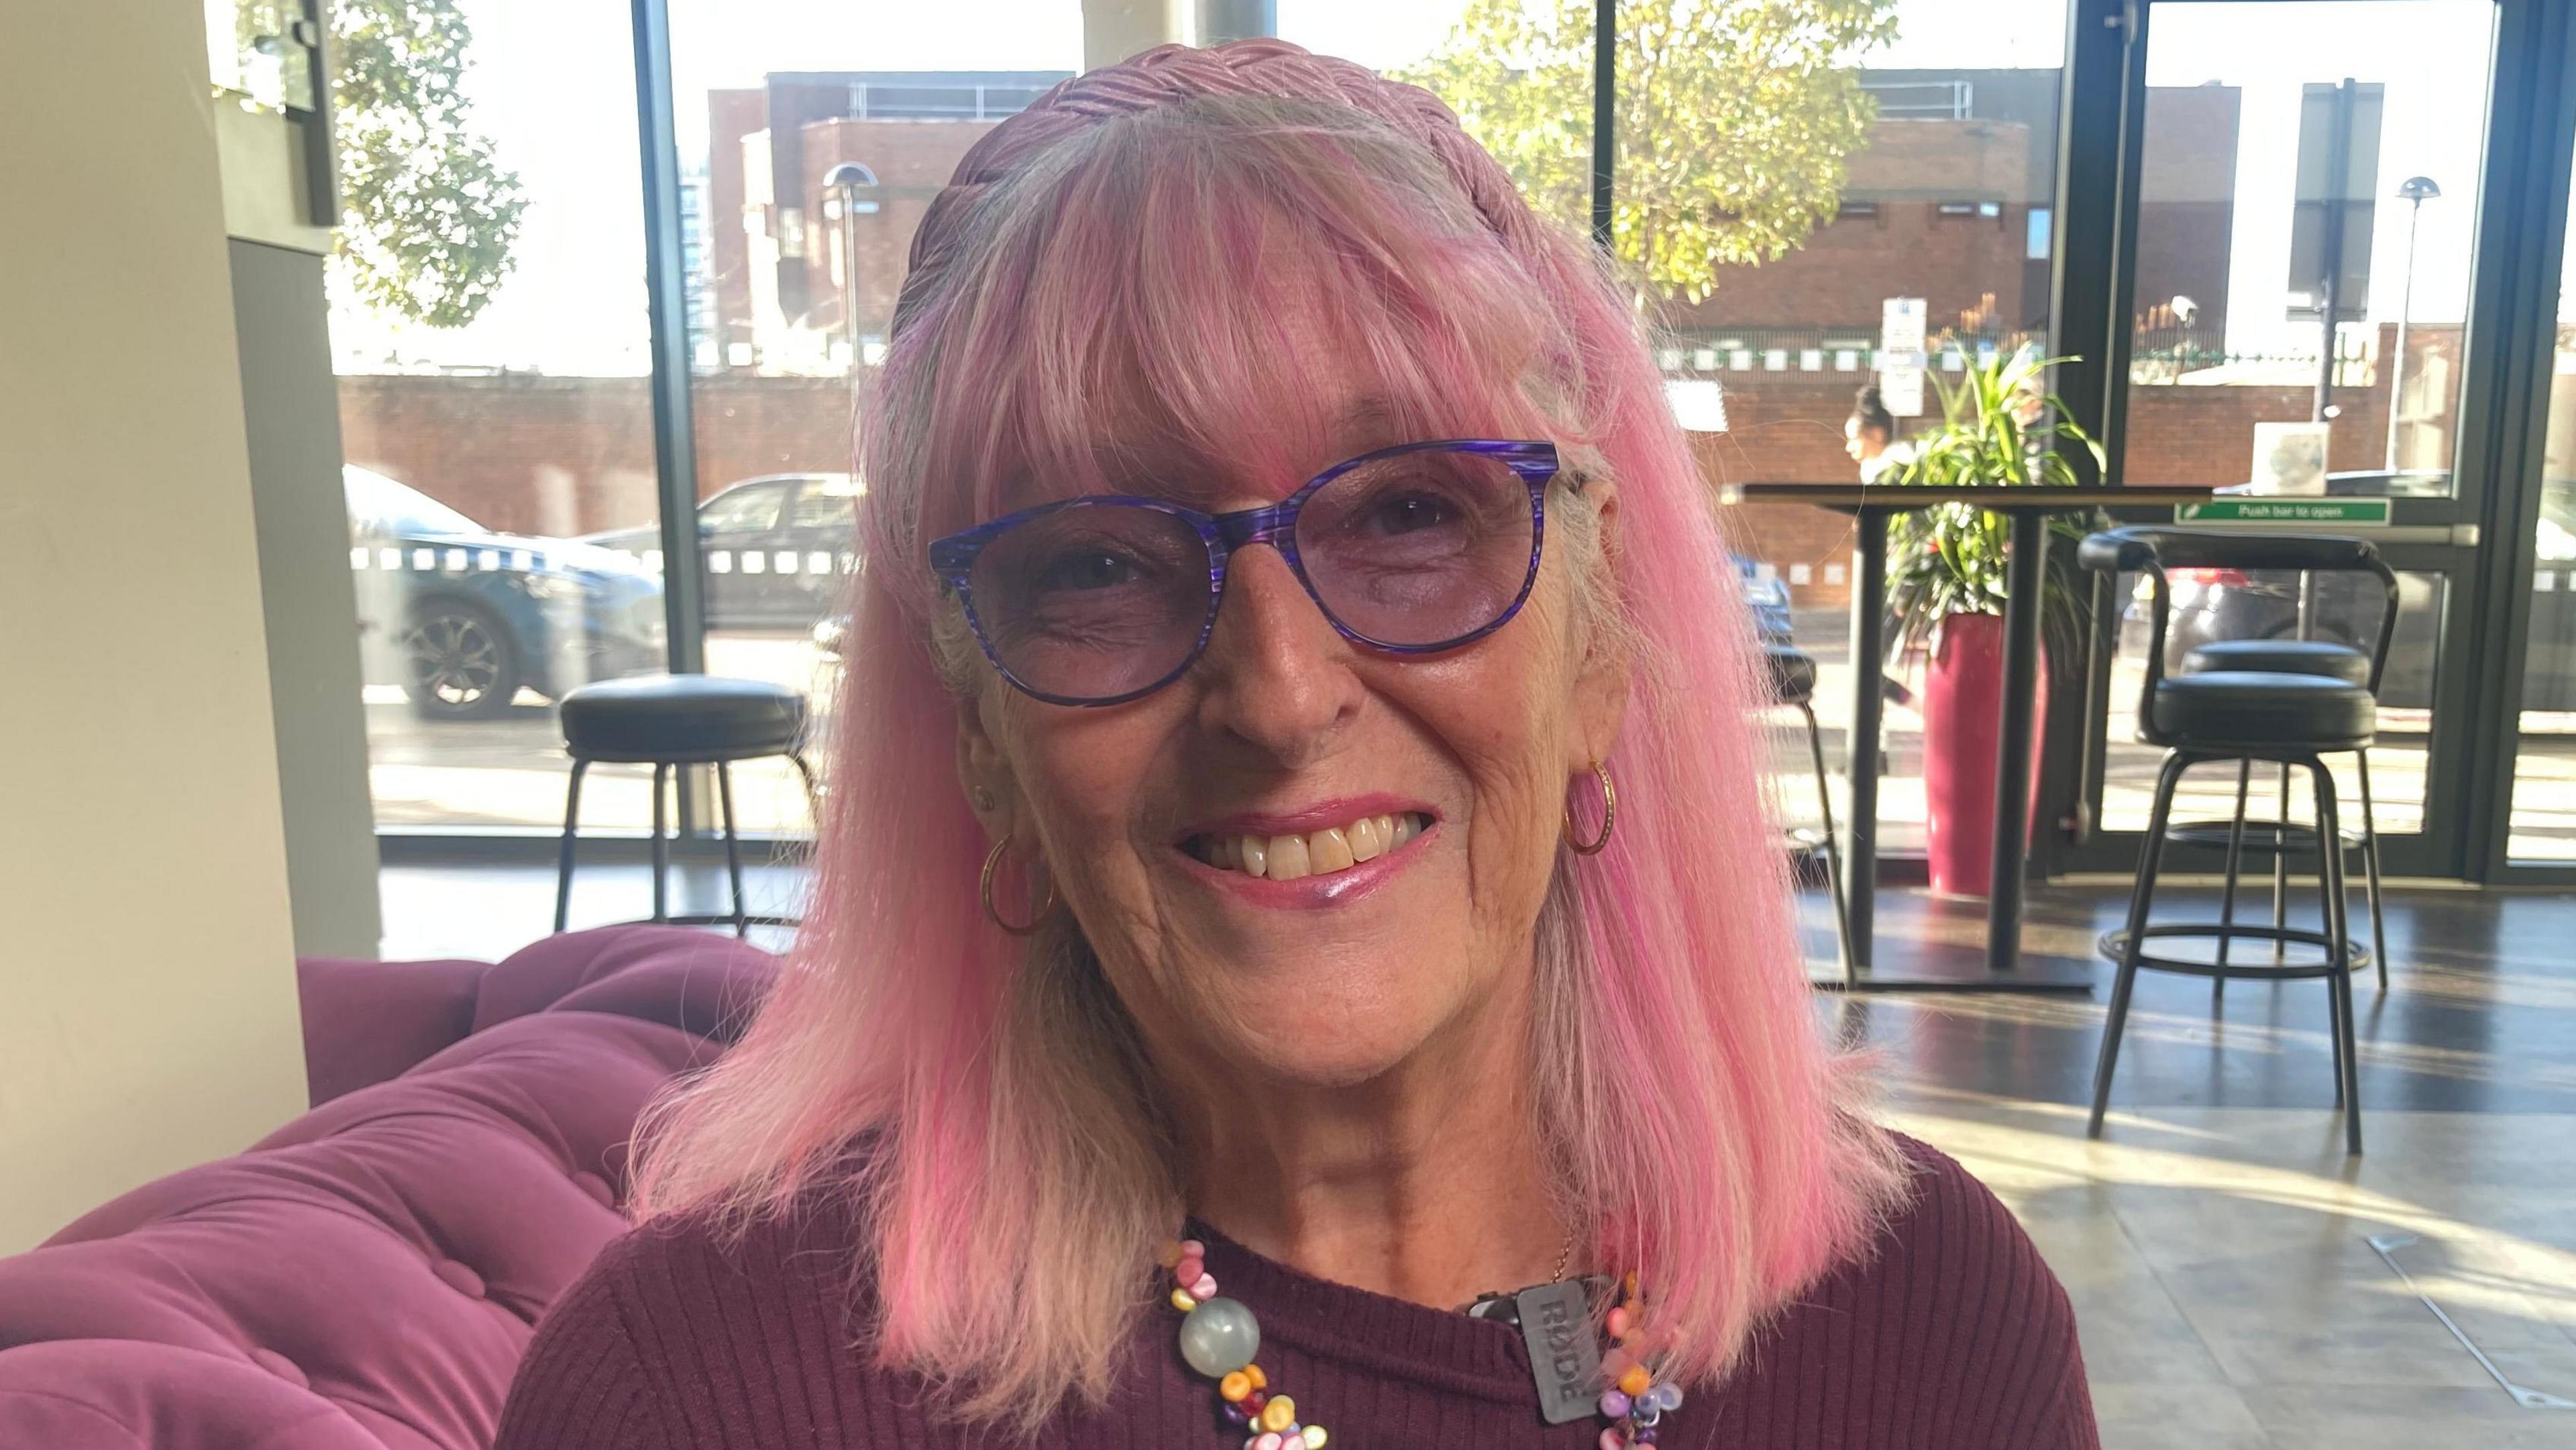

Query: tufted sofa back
0 925 776 1449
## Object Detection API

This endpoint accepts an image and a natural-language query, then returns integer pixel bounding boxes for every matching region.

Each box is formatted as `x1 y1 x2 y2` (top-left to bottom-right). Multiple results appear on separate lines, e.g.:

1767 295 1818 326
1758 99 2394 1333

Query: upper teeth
1195 813 1427 881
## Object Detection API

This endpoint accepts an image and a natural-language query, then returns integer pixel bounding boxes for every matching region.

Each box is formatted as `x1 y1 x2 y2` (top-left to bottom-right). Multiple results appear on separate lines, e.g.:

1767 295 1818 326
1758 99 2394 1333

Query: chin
1218 965 1468 1089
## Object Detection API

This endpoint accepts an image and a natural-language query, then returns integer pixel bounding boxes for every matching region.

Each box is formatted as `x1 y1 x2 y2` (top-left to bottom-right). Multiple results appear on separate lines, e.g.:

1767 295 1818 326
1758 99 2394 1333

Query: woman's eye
1367 492 1460 535
1038 550 1141 591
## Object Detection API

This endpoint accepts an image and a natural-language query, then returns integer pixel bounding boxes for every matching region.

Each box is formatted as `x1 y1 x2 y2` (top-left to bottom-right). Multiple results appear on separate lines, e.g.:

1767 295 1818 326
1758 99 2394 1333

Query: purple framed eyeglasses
928 439 1560 707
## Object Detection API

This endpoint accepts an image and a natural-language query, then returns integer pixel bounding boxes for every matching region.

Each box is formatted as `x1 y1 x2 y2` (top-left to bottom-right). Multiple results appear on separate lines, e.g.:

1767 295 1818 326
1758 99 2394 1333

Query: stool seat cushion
2181 638 2369 686
2149 671 2375 749
1764 645 1818 705
558 676 806 763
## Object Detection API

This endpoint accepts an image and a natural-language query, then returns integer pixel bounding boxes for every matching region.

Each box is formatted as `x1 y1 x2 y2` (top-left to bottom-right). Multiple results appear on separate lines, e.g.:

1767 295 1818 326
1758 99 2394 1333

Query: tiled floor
377 868 2576 1447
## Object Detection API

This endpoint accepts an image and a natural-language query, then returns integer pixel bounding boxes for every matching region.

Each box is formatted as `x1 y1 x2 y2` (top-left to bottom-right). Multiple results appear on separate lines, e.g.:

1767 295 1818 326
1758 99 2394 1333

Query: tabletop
1717 482 2220 510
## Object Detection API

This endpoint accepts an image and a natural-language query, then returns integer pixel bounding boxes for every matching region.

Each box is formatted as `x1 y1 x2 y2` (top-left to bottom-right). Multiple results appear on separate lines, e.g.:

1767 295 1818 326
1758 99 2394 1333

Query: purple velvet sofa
0 926 775 1448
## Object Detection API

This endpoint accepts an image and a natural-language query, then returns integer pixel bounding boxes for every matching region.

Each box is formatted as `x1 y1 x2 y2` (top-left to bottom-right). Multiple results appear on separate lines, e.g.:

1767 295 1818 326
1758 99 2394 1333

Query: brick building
704 72 1069 372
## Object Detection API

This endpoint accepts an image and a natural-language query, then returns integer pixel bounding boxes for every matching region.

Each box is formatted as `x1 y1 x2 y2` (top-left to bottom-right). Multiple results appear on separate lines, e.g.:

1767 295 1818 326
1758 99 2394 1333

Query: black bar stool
2077 528 2395 1155
553 675 817 938
2178 637 2390 994
1764 644 1855 980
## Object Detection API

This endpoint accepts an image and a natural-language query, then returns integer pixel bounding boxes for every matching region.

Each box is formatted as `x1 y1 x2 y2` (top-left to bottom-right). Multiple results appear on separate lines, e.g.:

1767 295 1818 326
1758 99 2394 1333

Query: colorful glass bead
1244 1363 1268 1390
1606 1305 1632 1339
1300 1427 1327 1448
1258 1396 1296 1433
1647 1381 1682 1412
1220 1371 1252 1402
1617 1365 1651 1398
1181 1239 1206 1258
1177 1254 1205 1286
1599 1429 1627 1450
1157 1241 1185 1269
1599 1389 1631 1418
1171 1288 1198 1312
1191 1272 1219 1300
1180 1296 1261 1377
1250 1434 1282 1450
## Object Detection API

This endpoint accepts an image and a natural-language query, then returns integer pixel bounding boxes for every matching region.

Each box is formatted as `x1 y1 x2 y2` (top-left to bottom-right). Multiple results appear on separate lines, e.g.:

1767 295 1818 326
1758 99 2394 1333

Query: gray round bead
1177 1296 1260 1378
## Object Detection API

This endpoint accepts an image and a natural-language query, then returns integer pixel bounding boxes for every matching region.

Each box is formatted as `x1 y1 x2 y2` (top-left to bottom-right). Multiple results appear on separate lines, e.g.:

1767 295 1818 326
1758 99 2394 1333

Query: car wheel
401 597 524 720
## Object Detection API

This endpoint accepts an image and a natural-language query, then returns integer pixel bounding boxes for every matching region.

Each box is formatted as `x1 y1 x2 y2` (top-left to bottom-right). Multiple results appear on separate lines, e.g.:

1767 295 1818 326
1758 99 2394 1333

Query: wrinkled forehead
911 107 1566 535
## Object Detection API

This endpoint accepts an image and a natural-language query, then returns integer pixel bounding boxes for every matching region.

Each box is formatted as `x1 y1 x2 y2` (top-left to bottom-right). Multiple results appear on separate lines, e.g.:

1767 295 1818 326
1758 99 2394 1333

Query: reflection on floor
376 869 2576 1447
1840 884 2576 1449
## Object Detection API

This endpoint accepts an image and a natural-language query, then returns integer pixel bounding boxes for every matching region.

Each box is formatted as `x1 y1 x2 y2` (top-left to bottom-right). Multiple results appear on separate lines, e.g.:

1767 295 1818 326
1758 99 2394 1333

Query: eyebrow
1018 395 1432 513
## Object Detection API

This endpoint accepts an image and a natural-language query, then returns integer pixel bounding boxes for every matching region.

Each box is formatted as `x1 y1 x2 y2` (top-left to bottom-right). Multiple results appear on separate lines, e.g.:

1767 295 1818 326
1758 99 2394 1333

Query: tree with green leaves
233 0 528 327
1396 0 1900 304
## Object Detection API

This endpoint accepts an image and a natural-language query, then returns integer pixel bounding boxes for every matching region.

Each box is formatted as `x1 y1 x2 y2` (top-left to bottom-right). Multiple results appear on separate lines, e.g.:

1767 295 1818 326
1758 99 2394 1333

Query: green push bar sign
2175 498 2394 525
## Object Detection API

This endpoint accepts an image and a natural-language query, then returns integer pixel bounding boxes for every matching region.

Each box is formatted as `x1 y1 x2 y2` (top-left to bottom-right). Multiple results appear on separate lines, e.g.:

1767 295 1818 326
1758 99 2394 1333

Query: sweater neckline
1179 1216 1550 1407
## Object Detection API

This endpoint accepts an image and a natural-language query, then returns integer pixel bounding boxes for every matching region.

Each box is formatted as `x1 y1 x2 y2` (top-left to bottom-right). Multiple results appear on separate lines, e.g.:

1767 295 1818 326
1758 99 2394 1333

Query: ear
1570 480 1631 770
954 686 1016 835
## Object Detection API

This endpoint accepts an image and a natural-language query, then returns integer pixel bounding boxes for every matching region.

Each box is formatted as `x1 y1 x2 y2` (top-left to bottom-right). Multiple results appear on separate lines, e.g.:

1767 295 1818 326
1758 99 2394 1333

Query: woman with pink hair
499 40 2094 1450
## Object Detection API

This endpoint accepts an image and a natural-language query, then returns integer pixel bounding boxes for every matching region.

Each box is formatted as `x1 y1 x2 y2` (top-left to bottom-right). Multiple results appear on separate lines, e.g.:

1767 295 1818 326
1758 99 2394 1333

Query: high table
1723 484 2219 991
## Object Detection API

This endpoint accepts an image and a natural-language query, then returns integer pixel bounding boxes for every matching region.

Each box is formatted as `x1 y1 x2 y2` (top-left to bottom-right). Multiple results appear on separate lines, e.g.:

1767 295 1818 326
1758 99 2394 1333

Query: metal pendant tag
1515 1280 1602 1425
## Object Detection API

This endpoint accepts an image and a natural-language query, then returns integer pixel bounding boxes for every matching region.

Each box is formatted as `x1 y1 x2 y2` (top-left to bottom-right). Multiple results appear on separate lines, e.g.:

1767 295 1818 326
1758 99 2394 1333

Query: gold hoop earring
980 836 1057 937
1564 758 1617 856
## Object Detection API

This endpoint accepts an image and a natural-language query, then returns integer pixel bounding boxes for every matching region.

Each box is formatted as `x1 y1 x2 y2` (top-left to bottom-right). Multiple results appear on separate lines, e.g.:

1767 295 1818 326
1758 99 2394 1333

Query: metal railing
1652 325 2039 381
1860 78 1974 119
843 83 1047 121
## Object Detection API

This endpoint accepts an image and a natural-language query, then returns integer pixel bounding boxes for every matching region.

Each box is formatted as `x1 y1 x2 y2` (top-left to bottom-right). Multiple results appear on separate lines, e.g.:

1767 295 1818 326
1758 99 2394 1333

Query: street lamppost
2384 174 2441 472
823 162 881 372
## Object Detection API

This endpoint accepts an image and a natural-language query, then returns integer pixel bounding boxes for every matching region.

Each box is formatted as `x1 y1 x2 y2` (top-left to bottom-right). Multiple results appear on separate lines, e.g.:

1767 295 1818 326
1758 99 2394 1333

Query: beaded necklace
1159 1236 1686 1449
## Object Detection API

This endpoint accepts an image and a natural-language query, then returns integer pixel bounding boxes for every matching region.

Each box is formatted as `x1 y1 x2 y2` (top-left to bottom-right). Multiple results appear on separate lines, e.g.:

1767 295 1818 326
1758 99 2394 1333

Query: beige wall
0 0 307 1250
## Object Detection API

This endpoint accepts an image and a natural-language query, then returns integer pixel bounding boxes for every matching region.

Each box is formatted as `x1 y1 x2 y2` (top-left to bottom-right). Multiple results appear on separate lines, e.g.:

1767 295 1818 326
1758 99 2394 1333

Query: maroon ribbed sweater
497 1137 2096 1448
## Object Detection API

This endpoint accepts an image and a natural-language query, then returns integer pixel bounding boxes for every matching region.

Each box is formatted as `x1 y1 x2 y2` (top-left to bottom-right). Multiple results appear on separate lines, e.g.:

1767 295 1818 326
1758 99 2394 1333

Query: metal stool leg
2311 758 2363 1155
2214 758 2252 1002
2271 762 2292 965
2355 747 2389 992
553 758 590 934
790 751 822 829
1798 700 1854 986
2093 749 2192 1138
649 762 671 924
717 760 749 939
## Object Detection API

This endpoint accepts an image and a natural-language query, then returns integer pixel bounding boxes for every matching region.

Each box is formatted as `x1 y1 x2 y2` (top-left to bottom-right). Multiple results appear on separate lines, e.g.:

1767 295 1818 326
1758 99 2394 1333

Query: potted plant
1880 350 2105 898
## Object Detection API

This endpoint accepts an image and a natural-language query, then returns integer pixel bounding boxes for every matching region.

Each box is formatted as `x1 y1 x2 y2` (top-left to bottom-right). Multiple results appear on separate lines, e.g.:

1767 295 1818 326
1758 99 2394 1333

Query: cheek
999 703 1174 890
1397 603 1582 905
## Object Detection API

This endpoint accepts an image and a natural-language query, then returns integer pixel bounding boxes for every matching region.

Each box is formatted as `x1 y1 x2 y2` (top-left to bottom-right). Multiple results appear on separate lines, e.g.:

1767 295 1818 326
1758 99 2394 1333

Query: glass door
2506 229 2576 863
2069 0 2509 878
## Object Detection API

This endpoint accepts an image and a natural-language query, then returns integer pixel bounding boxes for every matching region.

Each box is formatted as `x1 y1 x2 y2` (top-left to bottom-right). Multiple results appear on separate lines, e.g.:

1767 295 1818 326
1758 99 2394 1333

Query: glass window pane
2508 145 2576 861
671 1 1083 829
1635 0 2068 855
2123 1 2495 499
330 0 668 830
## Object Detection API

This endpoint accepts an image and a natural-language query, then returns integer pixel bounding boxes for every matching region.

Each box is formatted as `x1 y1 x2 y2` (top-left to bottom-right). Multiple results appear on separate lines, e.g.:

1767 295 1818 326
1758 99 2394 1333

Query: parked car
345 466 665 719
579 473 862 630
1734 555 1795 645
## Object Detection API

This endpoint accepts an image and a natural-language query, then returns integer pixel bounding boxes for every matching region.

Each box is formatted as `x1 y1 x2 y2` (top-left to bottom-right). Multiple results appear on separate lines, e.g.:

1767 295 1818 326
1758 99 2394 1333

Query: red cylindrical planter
1919 613 2048 899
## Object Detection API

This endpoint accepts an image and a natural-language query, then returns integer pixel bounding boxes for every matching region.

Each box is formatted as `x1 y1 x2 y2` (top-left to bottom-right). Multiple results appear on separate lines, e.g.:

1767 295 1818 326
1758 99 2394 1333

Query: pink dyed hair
633 39 1901 1431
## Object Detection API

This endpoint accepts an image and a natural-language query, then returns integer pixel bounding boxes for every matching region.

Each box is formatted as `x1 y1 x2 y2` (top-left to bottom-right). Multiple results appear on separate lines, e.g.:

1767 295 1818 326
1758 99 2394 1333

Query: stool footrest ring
2163 818 2367 852
2098 923 2369 980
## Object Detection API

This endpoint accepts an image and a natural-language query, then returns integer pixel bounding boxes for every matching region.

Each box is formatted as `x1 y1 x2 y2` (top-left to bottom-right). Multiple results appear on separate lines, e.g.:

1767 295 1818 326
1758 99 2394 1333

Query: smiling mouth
1181 812 1432 882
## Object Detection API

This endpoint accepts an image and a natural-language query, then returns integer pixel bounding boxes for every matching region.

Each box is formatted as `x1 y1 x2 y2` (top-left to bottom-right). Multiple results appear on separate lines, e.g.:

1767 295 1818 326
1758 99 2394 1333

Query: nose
1192 546 1362 767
